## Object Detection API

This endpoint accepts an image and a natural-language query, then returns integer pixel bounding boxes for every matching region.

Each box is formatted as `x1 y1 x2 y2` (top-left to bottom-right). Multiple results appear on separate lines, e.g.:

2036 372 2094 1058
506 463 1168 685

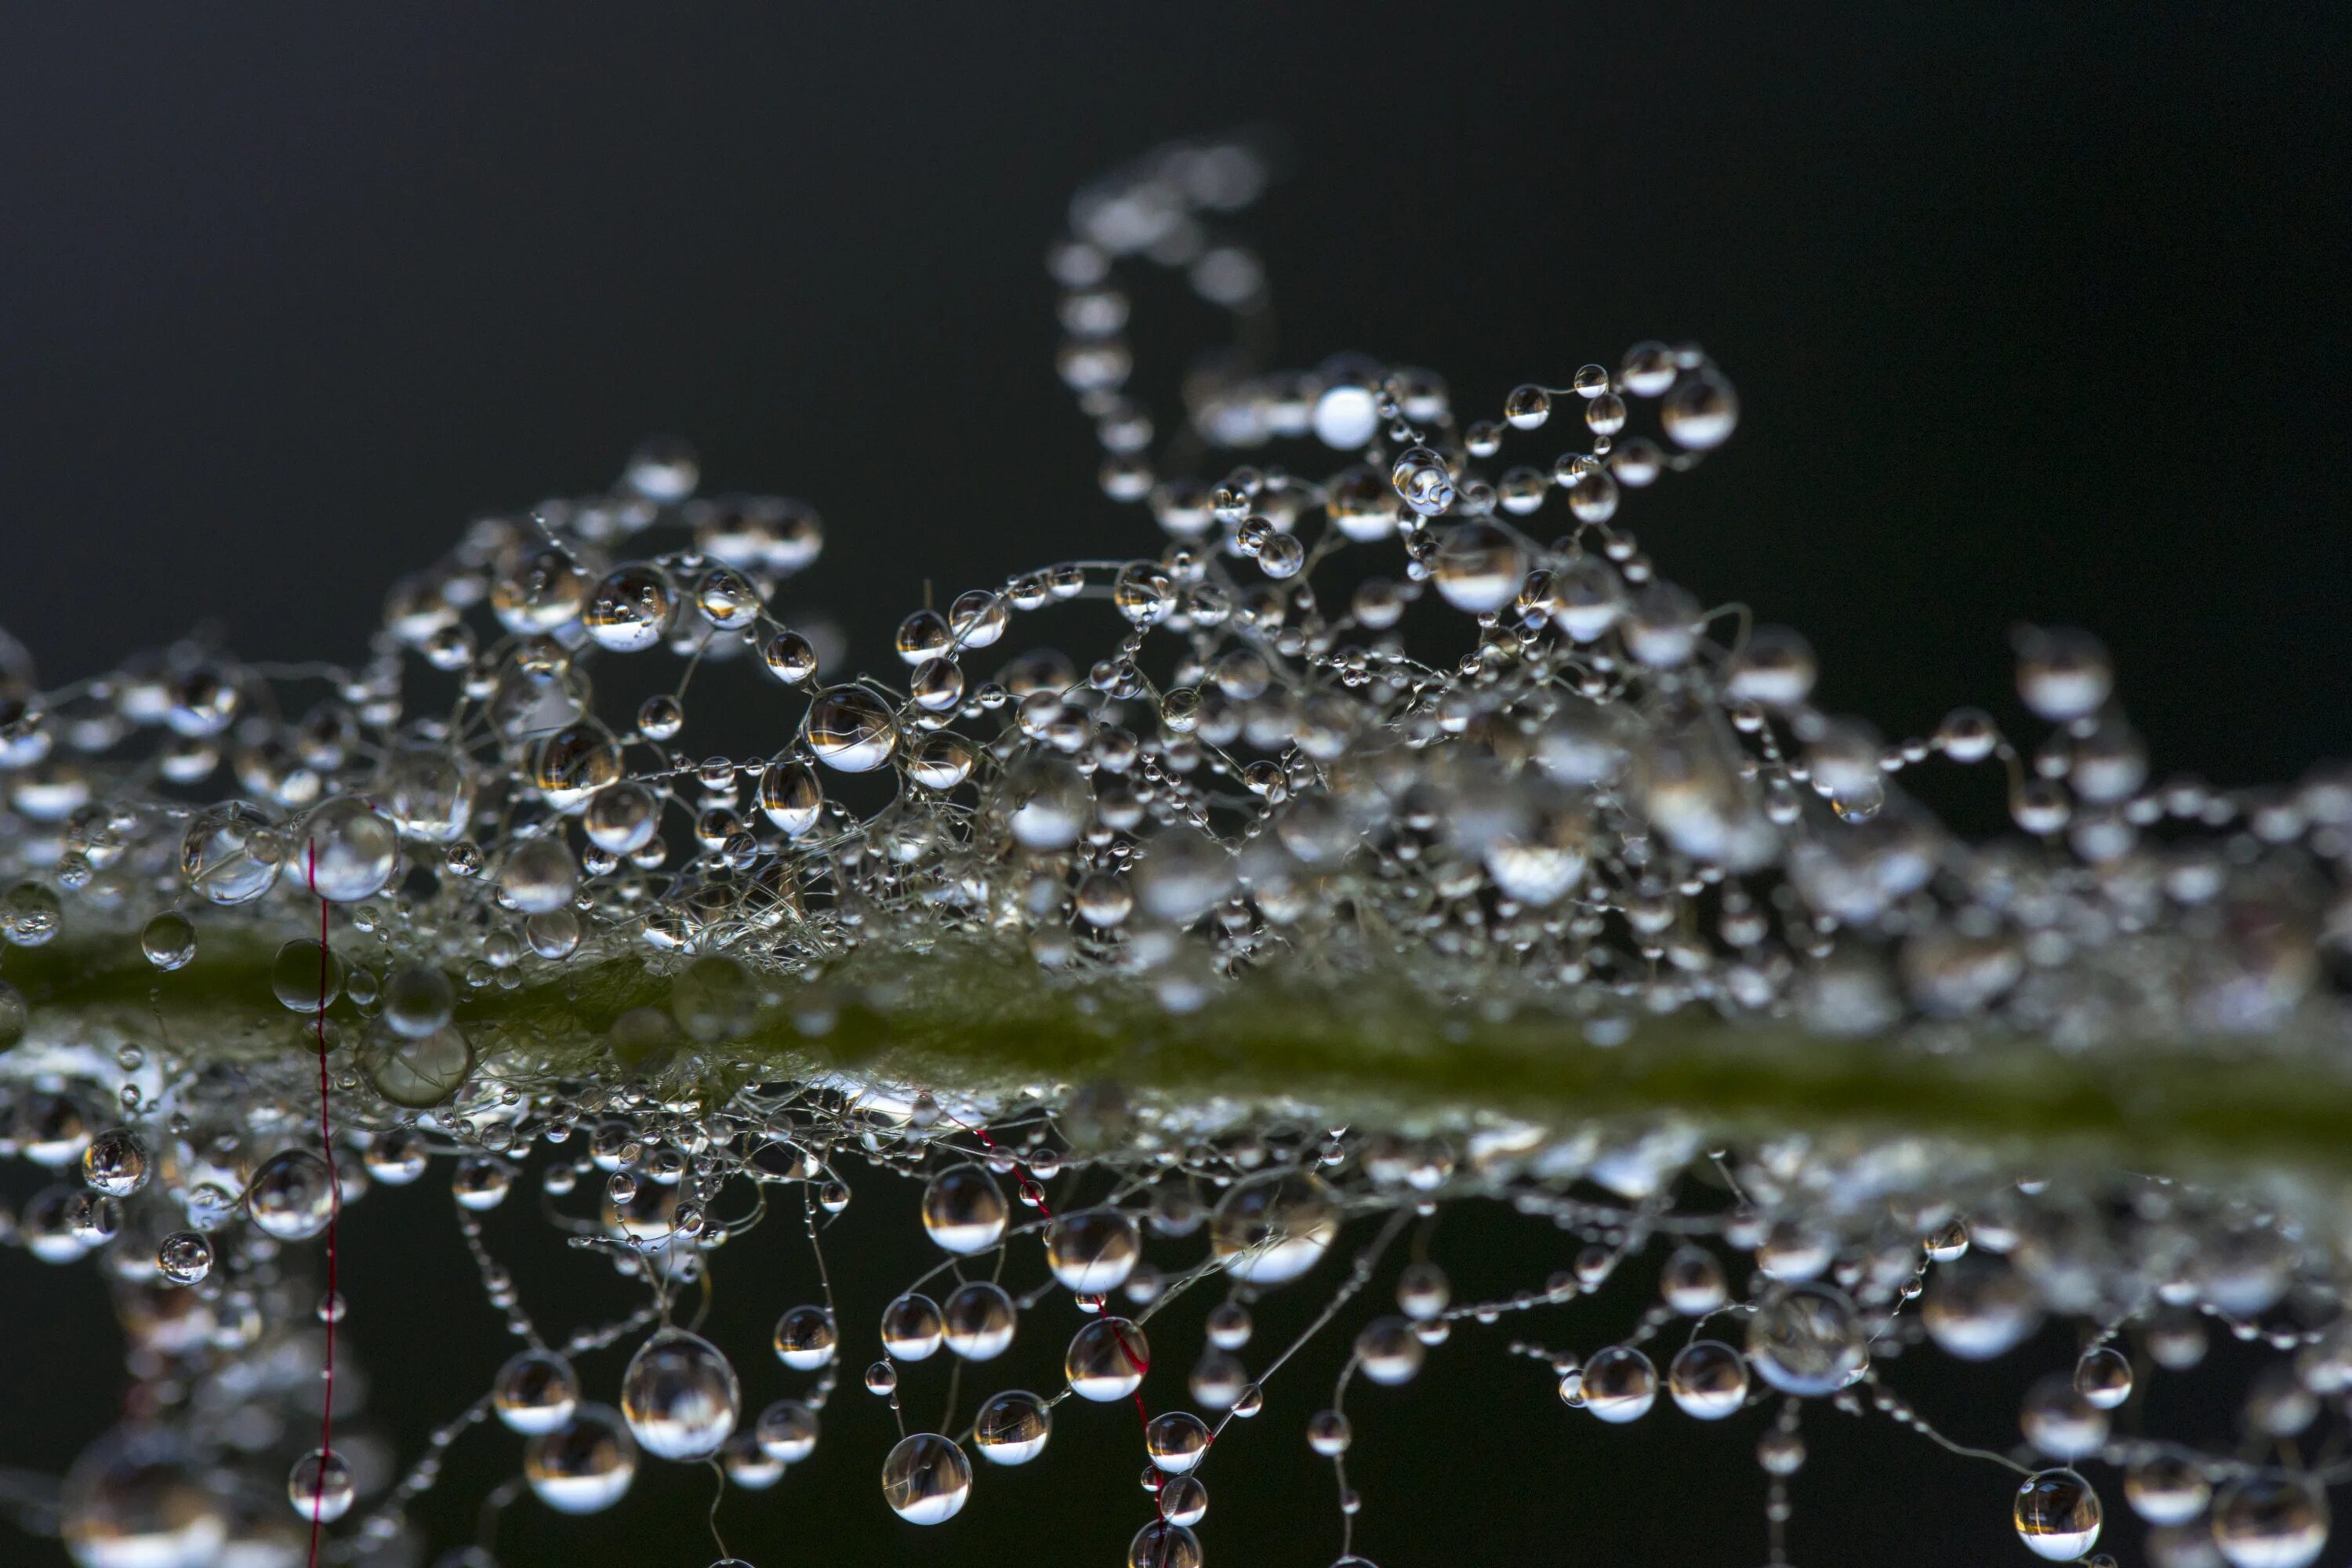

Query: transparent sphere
82 1129 150 1198
378 965 456 1040
247 1149 338 1242
763 629 818 686
1668 1340 1748 1420
1744 1282 1867 1396
60 1427 228 1568
880 1293 946 1361
1046 1207 1142 1294
269 938 343 1012
299 797 399 902
1066 1318 1150 1401
757 757 824 838
1661 368 1739 449
921 1164 1008 1254
2014 1468 2102 1562
1580 1345 1657 1424
365 1019 474 1109
583 563 677 652
1353 1316 1424 1386
1207 1301 1254 1348
1209 1171 1338 1286
180 802 281 906
2124 1454 2211 1526
722 1435 784 1491
528 724 622 813
1308 1408 1352 1456
2020 1374 2109 1461
155 1230 213 1286
362 1128 427 1186
493 1349 580 1436
2210 1474 2328 1568
491 547 586 633
286 1448 354 1523
1160 1473 1208 1527
1661 1244 1726 1315
1312 383 1381 449
1146 1410 1210 1473
2073 1345 2133 1410
1129 1521 1203 1568
1921 1261 2041 1361
774 1306 838 1370
804 686 898 773
619 1329 740 1461
622 437 699 502
140 910 197 971
383 746 475 843
1429 521 1525 614
2015 627 2113 724
754 1399 819 1464
880 1432 971 1525
524 1406 638 1515
450 1156 513 1212
496 835 577 915
973 1390 1052 1465
942 1280 1018 1361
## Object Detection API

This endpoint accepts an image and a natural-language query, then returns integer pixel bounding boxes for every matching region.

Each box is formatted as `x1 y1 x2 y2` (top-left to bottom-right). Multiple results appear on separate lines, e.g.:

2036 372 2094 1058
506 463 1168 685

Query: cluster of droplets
0 141 2343 1080
9 1048 2352 1568
0 132 2350 1568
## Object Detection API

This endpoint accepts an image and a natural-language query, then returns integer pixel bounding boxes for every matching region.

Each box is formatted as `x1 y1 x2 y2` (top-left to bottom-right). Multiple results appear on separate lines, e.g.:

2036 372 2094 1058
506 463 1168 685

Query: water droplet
495 1349 581 1435
1745 1281 1867 1396
1146 1410 1210 1473
1580 1345 1657 1423
1667 1340 1748 1419
1353 1316 1423 1385
1129 1521 1203 1568
525 1406 638 1515
270 938 345 1012
140 910 197 971
942 1281 1018 1361
583 564 677 652
82 1128 149 1197
1047 1207 1142 1294
754 1399 820 1464
247 1149 337 1242
773 1306 837 1370
2014 1468 2102 1562
880 1432 971 1525
2124 1454 2210 1526
2210 1474 2328 1568
880 1293 946 1361
299 797 399 901
803 687 898 773
1209 1171 1337 1286
1066 1317 1149 1401
286 1449 354 1523
620 1328 740 1461
155 1230 212 1285
1429 521 1524 613
2073 1345 2132 1410
1661 368 1738 449
973 1390 1051 1465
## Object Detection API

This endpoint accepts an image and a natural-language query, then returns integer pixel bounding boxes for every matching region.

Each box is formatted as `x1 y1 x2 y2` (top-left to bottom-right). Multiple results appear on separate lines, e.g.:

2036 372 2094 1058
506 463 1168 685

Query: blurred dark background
0 4 2345 1566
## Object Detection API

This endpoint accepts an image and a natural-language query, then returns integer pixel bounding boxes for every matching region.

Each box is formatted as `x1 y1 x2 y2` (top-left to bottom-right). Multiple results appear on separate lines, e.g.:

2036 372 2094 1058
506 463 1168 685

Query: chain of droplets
0 132 2349 1568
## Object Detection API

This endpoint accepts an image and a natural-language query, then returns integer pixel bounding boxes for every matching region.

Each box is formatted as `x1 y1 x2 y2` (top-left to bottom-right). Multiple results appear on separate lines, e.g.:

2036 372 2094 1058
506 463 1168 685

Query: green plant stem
10 935 2352 1181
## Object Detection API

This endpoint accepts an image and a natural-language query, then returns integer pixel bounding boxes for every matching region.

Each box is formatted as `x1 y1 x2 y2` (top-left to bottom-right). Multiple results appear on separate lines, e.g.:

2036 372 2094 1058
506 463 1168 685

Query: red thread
944 1105 1170 1523
304 843 340 1568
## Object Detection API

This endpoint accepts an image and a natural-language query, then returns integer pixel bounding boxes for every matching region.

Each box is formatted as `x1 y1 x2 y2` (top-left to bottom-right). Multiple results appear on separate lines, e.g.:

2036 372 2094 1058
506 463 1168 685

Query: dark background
0 5 2345 1566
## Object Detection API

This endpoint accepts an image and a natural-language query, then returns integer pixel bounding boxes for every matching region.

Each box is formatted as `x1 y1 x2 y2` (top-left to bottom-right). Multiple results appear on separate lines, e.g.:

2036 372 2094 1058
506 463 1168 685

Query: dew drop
880 1432 971 1525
